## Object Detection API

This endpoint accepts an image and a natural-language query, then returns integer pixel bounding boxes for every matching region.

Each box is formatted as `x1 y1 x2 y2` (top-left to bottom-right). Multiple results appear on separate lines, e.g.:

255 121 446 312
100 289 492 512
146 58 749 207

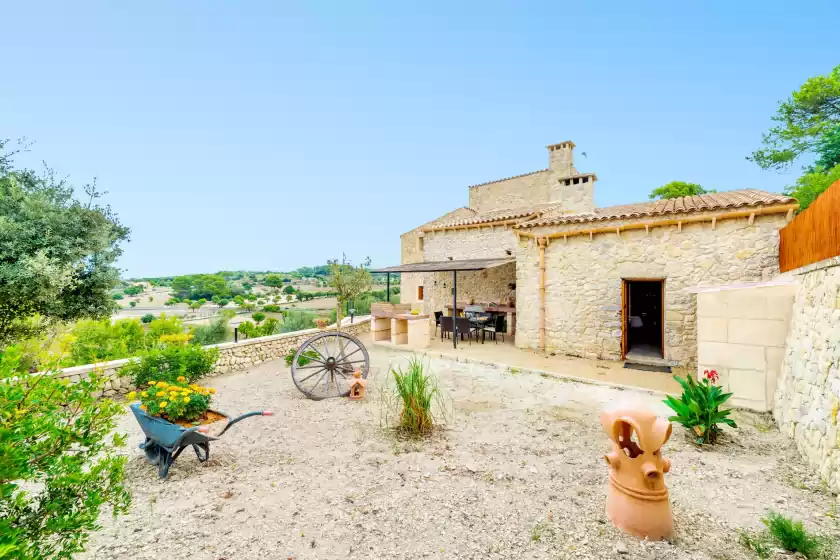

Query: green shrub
141 314 155 324
281 310 317 333
123 285 142 296
284 347 320 367
164 297 180 306
190 316 230 346
263 304 281 313
128 300 137 308
763 512 828 558
283 284 296 294
63 318 145 366
663 369 736 444
246 294 257 301
0 347 131 558
122 344 219 387
257 299 266 305
217 299 229 308
252 312 266 324
233 295 245 305
132 379 213 422
388 357 441 436
111 292 124 300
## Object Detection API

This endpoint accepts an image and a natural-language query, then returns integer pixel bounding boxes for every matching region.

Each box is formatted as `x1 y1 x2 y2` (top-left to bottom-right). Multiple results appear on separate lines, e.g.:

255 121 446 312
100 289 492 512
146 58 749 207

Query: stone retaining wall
773 256 840 493
52 319 371 396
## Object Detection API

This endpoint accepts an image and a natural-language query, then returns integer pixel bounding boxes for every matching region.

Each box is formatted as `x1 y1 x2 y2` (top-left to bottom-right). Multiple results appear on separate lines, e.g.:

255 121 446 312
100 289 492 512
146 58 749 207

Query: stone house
400 141 798 366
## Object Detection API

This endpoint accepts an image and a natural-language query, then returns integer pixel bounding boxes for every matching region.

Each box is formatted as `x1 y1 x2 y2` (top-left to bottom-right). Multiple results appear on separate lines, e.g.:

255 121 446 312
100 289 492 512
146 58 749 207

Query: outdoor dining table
445 302 516 337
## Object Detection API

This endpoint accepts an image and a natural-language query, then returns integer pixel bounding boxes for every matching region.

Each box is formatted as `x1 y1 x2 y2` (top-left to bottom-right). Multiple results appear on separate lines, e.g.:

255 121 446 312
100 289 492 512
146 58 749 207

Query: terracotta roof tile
426 203 563 230
515 190 796 229
468 169 549 189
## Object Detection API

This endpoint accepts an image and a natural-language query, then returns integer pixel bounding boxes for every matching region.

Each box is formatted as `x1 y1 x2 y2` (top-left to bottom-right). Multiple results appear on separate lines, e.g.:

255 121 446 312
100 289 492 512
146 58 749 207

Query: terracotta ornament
348 370 367 400
601 409 673 541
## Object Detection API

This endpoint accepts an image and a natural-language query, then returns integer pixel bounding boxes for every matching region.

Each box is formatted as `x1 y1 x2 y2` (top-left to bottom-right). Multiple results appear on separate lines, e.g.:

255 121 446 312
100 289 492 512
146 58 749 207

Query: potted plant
130 376 219 428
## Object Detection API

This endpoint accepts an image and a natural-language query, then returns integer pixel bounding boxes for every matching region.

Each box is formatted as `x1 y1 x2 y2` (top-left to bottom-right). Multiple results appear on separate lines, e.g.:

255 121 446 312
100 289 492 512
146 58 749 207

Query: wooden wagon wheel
291 331 370 400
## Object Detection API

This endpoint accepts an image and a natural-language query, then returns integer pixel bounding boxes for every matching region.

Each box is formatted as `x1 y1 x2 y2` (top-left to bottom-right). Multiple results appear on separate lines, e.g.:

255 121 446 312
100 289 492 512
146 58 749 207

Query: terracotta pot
601 409 673 541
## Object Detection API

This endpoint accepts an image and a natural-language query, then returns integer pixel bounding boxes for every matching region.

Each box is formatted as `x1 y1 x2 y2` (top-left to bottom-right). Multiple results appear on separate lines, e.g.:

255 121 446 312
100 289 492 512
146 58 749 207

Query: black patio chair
434 311 443 336
455 317 479 344
483 314 506 343
439 316 453 340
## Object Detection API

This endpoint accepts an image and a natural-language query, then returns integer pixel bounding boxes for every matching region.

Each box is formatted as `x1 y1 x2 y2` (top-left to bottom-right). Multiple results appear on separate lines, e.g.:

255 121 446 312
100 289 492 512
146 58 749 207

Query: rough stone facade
515 213 787 365
53 320 372 393
400 207 476 307
774 257 840 493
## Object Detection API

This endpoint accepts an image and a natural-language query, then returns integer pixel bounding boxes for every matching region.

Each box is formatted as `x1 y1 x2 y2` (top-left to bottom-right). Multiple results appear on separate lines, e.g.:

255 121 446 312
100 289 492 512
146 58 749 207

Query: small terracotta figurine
601 409 673 541
348 370 367 400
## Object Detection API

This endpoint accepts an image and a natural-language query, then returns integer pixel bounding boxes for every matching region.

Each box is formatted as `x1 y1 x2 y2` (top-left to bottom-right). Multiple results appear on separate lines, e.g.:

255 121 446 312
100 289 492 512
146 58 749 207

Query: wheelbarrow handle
217 410 274 437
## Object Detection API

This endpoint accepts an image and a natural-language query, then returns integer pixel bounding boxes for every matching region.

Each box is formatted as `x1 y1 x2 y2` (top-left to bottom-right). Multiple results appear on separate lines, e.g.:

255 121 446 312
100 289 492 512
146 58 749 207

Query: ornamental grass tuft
389 356 441 437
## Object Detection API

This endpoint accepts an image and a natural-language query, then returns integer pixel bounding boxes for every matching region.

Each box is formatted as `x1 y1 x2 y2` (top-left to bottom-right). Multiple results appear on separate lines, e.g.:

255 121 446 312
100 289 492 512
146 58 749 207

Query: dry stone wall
515 213 787 365
52 319 372 394
774 256 840 493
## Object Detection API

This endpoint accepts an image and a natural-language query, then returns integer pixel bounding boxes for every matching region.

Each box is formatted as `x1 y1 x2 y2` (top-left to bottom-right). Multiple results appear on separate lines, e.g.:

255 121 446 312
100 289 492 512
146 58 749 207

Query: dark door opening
622 279 664 360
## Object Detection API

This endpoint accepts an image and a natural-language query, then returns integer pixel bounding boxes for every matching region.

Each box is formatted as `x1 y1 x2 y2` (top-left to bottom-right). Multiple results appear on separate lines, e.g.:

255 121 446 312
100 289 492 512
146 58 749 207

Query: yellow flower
156 391 166 397
147 381 156 386
183 397 190 403
209 388 216 394
159 401 168 408
157 381 168 388
140 405 147 411
127 391 137 400
177 376 186 382
141 391 148 397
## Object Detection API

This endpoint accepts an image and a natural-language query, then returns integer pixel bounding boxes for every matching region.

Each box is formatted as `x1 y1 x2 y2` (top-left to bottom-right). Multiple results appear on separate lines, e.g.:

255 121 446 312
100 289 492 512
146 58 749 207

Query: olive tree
0 140 130 345
328 255 372 329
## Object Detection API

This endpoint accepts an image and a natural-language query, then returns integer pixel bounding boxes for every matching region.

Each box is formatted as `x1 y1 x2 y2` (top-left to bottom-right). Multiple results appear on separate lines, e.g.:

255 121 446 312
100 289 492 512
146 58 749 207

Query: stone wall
52 319 372 394
774 256 840 493
695 282 795 411
400 207 476 307
515 213 787 365
468 168 594 215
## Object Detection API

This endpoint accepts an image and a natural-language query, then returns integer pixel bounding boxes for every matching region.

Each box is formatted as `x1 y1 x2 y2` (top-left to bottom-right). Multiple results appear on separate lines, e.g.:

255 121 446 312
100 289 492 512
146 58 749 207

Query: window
417 286 424 301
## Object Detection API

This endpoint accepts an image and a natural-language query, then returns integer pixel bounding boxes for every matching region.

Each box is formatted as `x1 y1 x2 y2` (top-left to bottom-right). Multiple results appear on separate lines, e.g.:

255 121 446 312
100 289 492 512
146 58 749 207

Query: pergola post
386 272 390 302
452 270 457 348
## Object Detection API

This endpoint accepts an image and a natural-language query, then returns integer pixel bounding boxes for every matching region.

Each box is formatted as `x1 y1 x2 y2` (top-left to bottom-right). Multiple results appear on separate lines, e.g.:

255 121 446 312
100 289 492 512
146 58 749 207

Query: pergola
370 257 514 348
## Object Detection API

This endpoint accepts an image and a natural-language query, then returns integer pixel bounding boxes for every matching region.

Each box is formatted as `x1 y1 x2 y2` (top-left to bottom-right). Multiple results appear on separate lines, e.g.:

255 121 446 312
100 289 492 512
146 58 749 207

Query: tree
170 274 229 300
0 347 131 558
233 295 244 305
141 313 155 324
217 299 229 308
264 274 283 288
252 312 266 324
129 301 137 308
649 181 714 200
749 64 840 170
813 124 840 169
283 284 296 295
189 302 202 312
123 285 142 296
784 163 840 210
328 255 372 329
0 140 130 346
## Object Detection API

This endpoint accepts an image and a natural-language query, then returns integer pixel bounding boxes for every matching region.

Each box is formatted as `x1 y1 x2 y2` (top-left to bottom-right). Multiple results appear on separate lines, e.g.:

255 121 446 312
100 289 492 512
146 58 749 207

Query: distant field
283 297 337 310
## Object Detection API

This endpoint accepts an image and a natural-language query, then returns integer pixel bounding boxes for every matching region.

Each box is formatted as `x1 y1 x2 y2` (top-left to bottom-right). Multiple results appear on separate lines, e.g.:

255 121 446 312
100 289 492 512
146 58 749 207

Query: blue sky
3 1 838 277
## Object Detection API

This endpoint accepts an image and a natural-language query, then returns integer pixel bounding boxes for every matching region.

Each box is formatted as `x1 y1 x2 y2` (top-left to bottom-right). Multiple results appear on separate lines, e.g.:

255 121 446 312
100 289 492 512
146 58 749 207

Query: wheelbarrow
130 403 273 479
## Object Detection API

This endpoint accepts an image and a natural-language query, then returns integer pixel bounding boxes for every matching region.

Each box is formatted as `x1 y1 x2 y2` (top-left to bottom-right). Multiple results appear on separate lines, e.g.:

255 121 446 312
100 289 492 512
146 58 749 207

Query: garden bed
80 346 839 559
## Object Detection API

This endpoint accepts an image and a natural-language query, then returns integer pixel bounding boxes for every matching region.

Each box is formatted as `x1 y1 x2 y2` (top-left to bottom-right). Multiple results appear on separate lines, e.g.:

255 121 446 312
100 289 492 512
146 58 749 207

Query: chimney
547 141 575 176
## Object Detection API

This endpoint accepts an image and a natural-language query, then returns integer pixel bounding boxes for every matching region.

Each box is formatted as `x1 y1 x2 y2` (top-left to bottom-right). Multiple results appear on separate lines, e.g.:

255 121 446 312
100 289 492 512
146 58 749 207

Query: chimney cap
546 141 576 151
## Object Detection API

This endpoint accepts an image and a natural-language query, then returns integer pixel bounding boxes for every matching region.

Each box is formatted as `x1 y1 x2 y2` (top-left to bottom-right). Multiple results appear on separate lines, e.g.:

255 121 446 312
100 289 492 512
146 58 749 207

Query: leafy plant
663 369 736 444
129 300 137 308
122 344 219 387
284 347 320 367
328 254 372 330
763 512 829 558
123 285 142 296
389 357 441 436
111 292 124 300
0 346 131 558
131 378 214 422
280 310 317 333
283 284 296 294
649 181 715 200
740 512 833 559
141 313 155 324
190 315 231 346
252 312 266 324
263 304 280 313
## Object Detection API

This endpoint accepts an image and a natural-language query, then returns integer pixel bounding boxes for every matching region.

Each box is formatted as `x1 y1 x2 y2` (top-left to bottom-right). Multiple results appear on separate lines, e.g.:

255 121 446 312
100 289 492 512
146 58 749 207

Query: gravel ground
80 346 839 560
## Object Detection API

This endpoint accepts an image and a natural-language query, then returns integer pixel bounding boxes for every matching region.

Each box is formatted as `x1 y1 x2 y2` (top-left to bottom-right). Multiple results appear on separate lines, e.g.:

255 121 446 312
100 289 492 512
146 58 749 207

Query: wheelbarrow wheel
141 439 161 465
158 449 173 479
291 331 369 400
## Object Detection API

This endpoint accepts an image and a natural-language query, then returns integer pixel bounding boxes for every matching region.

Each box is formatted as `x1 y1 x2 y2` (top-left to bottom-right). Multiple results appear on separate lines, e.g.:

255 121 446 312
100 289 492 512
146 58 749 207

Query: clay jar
601 409 673 541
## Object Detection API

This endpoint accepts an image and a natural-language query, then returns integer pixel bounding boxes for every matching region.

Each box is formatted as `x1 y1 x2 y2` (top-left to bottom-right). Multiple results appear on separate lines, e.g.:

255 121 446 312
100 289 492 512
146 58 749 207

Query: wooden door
620 280 628 359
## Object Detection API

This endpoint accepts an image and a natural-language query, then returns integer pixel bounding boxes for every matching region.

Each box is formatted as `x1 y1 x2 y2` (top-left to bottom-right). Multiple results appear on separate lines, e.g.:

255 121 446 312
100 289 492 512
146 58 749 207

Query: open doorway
621 279 664 360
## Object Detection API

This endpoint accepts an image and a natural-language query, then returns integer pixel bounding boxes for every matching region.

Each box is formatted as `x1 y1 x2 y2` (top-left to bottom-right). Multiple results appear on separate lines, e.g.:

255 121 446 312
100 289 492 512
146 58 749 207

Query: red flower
704 369 719 383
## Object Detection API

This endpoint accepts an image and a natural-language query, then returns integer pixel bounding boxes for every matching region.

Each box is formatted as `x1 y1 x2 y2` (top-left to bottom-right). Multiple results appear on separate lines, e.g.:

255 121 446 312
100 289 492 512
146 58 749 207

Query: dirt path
80 346 838 560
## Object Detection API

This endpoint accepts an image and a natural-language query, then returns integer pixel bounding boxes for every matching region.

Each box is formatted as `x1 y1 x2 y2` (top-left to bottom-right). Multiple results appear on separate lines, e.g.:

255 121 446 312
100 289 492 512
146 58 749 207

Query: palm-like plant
664 369 737 444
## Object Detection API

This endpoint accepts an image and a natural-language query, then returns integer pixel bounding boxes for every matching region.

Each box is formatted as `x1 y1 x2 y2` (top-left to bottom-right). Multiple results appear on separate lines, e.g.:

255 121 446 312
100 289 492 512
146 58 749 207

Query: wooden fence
779 180 840 272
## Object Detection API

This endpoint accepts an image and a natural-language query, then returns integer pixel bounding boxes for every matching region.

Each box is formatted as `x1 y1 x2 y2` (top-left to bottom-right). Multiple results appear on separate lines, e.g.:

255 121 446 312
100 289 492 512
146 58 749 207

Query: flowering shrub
122 344 219 388
130 376 216 422
664 369 737 444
